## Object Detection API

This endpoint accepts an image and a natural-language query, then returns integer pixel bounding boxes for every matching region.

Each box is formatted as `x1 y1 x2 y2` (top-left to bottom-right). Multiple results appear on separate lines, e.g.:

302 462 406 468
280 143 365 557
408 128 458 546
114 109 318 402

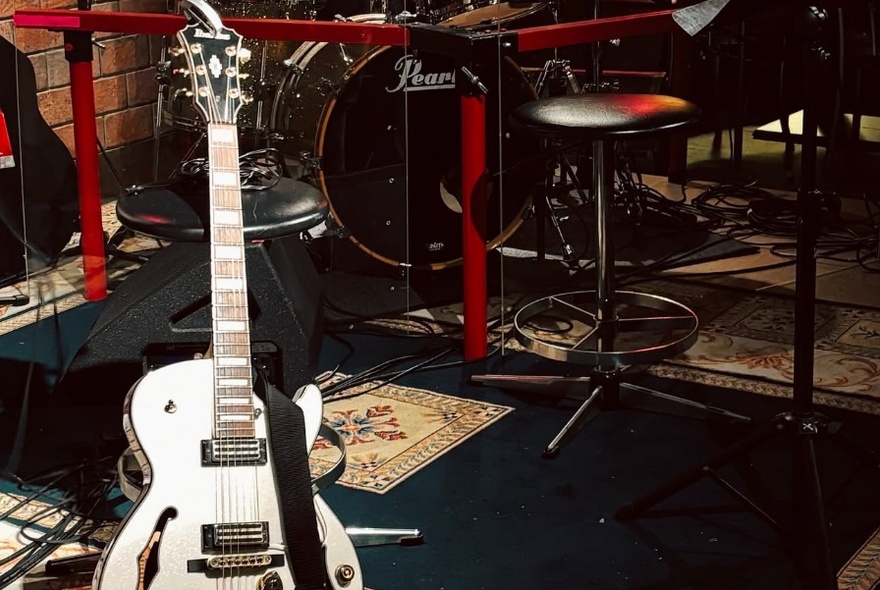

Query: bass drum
163 0 312 131
271 15 541 270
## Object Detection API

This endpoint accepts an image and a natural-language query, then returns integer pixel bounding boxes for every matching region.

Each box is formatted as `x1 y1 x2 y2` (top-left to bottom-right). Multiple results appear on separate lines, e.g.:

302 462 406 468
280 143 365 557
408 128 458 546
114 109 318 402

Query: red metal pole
65 32 107 300
461 92 487 360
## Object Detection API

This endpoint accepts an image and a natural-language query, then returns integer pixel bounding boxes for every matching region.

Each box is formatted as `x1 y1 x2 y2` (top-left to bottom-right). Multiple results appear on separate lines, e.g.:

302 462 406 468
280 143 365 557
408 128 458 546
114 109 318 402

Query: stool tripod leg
619 382 751 423
544 384 603 458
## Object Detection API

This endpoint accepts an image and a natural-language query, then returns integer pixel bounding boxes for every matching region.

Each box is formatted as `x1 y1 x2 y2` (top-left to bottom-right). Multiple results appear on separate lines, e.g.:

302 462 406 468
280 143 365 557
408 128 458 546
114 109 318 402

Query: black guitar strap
256 376 327 590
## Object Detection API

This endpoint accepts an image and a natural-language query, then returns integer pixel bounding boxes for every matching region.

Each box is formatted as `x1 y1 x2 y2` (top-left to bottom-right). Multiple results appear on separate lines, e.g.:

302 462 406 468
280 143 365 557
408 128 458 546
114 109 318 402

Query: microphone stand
616 4 880 589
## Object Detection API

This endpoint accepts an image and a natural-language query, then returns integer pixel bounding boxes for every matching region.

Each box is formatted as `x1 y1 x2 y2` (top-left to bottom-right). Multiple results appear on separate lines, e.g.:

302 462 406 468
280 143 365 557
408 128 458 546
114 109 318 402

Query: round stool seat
510 93 701 140
116 176 329 242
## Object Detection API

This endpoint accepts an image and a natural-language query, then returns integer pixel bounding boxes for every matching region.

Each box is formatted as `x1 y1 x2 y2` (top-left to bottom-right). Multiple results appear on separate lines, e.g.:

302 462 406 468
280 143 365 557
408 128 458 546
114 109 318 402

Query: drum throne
474 93 751 457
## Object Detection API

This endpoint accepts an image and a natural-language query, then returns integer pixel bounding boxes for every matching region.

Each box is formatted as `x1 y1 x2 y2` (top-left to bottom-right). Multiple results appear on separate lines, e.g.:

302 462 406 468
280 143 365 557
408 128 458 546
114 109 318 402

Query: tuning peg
241 92 254 104
172 67 190 77
169 46 185 57
238 47 252 63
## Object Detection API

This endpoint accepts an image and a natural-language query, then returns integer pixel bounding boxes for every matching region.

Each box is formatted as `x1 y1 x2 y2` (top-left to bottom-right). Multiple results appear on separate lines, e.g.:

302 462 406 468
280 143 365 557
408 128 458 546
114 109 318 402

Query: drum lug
315 217 349 240
319 77 341 96
299 152 323 171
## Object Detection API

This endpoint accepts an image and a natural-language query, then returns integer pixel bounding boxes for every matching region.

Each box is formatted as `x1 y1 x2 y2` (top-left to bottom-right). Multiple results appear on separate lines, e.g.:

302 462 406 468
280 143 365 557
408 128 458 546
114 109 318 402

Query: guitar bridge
201 438 267 466
202 522 270 552
187 553 284 573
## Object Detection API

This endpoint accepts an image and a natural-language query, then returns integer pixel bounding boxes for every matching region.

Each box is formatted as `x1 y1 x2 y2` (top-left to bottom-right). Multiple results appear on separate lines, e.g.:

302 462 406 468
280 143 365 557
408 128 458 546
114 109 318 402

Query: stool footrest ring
514 290 699 367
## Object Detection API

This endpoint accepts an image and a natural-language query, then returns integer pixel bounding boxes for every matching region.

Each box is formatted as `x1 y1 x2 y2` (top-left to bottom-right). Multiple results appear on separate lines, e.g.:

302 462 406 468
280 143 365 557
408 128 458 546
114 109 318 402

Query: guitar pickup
201 438 267 466
202 522 269 552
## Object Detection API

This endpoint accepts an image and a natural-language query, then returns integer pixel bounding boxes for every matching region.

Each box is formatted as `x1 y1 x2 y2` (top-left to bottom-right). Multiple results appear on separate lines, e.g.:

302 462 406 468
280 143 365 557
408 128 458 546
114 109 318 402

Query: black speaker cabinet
62 235 323 401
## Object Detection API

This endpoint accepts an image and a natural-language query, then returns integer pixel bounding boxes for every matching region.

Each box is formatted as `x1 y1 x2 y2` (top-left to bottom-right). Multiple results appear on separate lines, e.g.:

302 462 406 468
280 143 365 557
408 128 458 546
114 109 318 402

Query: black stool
116 175 328 243
474 94 749 457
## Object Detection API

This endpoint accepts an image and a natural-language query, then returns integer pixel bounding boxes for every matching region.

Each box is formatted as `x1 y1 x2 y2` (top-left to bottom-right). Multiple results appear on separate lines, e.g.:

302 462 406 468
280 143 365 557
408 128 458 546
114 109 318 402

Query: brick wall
2 0 165 156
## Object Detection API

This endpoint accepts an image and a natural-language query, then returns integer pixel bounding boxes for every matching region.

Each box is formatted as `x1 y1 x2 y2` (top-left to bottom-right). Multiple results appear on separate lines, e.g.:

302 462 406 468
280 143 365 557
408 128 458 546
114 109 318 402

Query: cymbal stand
154 46 170 183
582 0 615 94
616 6 880 589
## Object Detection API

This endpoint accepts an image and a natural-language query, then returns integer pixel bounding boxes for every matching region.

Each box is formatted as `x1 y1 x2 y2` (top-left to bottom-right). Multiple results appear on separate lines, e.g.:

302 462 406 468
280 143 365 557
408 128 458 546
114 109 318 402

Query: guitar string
222 45 259 587
199 47 229 590
201 30 271 589
227 43 263 573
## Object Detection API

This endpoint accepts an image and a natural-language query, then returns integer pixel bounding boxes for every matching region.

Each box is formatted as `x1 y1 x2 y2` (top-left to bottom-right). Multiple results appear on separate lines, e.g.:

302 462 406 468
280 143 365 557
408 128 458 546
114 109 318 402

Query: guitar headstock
175 0 246 125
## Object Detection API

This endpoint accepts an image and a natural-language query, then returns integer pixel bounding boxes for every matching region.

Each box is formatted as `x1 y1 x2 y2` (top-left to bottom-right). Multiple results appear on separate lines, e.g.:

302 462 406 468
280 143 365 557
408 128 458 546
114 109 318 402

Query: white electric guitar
93 2 363 589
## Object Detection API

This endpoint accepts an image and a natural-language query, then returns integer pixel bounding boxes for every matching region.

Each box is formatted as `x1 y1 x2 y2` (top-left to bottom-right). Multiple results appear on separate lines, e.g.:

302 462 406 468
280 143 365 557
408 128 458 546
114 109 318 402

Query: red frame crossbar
14 7 681 359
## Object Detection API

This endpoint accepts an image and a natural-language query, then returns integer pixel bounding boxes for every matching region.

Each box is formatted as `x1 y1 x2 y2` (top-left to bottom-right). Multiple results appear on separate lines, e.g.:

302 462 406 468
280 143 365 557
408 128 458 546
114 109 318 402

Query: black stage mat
317 334 880 590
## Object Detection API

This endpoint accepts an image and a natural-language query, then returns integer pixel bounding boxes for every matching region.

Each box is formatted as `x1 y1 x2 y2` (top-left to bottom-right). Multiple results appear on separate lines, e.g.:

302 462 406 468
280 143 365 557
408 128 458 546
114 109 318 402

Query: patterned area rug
0 201 158 338
311 377 513 494
397 280 880 415
638 280 880 415
0 490 112 590
0 380 512 588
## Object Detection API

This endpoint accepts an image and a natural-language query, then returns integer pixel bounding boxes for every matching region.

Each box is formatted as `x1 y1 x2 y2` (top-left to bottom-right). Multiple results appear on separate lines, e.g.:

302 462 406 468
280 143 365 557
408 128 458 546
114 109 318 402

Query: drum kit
154 0 580 270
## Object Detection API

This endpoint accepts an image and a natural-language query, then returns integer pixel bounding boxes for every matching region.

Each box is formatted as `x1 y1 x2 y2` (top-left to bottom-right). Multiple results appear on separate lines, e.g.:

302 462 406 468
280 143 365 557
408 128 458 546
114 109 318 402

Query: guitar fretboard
208 123 254 439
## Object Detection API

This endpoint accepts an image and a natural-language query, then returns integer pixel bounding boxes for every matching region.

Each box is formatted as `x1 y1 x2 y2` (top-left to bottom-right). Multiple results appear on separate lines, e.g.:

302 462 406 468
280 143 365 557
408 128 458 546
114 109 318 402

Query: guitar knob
257 571 282 590
335 564 356 587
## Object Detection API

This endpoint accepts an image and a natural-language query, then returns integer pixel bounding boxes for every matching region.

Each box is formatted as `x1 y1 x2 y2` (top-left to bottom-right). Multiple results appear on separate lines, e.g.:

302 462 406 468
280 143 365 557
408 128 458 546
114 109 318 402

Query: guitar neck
208 122 255 439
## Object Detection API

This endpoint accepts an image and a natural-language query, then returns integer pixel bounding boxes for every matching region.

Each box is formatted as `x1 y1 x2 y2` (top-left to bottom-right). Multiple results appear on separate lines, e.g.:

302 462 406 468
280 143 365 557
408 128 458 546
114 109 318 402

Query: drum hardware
459 65 489 93
298 152 323 172
527 58 586 263
534 58 580 96
529 139 590 264
154 53 171 182
580 0 622 94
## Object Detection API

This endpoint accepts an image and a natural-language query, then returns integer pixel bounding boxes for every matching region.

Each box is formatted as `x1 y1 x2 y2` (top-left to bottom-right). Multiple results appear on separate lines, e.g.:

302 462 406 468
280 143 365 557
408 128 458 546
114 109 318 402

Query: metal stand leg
616 11 880 588
473 138 747 457
345 527 424 548
533 140 581 263
543 383 604 458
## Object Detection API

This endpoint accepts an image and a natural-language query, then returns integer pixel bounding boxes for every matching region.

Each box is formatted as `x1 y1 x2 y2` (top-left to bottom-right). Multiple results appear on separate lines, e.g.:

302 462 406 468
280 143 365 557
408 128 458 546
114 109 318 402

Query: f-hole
137 507 177 590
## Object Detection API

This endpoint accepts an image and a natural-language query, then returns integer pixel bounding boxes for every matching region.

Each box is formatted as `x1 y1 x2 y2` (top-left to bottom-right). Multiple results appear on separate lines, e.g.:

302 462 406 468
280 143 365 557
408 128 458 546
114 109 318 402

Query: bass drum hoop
284 28 534 271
